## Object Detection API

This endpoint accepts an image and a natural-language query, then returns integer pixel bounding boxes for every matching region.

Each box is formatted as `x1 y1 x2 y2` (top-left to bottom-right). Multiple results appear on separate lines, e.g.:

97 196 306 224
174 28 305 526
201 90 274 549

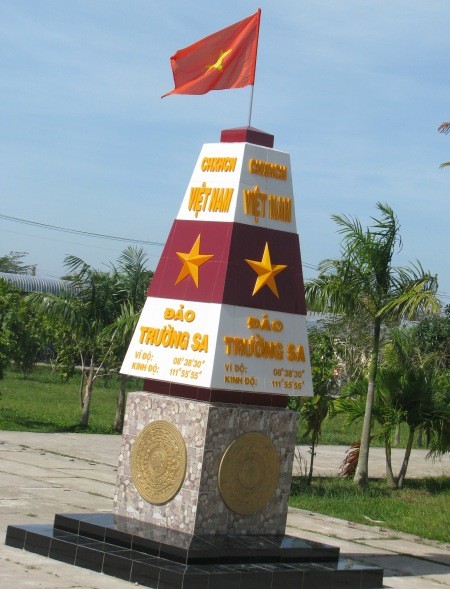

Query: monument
6 10 383 588
6 126 384 589
114 126 313 539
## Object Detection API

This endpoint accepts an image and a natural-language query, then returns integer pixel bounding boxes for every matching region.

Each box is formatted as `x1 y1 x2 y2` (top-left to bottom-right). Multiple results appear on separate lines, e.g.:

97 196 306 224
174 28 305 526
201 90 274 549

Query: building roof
0 272 73 295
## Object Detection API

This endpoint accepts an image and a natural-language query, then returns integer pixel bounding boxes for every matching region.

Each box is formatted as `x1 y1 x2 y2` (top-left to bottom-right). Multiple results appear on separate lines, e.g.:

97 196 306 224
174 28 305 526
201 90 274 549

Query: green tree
291 328 337 484
30 256 118 427
337 328 450 488
0 251 33 274
0 280 50 378
107 247 152 431
382 328 450 487
111 246 152 310
305 203 439 487
317 314 372 385
10 298 51 378
415 305 450 369
0 280 17 377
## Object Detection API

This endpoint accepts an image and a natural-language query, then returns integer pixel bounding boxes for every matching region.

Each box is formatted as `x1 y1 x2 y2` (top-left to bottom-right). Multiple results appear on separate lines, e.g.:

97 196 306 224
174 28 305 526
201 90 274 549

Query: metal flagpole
248 85 255 127
247 9 261 127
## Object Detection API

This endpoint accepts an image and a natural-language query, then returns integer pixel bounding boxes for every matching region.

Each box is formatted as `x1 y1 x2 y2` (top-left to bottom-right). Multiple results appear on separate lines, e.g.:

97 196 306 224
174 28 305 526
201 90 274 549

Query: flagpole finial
220 127 274 148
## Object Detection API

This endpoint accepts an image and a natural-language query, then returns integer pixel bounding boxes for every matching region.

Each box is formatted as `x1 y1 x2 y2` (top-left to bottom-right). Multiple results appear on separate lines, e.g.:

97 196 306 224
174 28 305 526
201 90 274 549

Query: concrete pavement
0 431 449 588
292 443 450 478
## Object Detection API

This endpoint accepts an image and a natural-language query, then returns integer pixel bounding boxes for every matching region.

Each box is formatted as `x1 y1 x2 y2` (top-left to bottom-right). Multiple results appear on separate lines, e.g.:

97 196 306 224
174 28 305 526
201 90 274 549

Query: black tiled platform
6 513 384 588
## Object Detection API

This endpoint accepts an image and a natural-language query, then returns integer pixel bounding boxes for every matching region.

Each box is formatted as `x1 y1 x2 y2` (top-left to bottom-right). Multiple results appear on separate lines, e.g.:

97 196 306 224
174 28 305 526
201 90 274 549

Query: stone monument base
114 392 298 535
6 512 384 589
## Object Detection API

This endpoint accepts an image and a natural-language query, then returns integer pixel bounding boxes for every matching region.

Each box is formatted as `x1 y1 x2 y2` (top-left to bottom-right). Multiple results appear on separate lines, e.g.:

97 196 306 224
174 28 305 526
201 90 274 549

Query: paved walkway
293 444 450 478
0 431 449 588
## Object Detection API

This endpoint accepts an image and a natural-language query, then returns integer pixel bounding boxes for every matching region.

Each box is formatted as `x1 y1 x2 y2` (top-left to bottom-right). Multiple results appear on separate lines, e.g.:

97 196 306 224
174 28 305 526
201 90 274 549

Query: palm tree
382 328 450 488
291 328 337 484
111 246 152 311
30 256 118 427
107 247 152 431
305 203 439 487
28 248 152 429
438 122 450 169
336 328 450 488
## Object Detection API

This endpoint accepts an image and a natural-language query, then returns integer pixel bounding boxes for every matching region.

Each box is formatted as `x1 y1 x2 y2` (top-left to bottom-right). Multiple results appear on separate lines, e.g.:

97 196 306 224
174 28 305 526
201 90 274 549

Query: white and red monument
6 126 384 589
115 127 313 536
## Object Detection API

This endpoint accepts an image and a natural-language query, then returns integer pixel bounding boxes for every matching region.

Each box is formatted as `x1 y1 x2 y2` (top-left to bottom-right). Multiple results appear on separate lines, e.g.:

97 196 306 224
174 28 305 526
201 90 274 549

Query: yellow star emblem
245 242 287 298
206 48 232 72
175 234 213 287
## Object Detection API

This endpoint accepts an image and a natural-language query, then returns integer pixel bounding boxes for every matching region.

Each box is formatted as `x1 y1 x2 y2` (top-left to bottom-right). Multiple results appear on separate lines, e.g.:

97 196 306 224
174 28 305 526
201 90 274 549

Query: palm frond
380 265 440 320
103 302 140 342
63 255 92 281
331 212 364 244
334 395 366 425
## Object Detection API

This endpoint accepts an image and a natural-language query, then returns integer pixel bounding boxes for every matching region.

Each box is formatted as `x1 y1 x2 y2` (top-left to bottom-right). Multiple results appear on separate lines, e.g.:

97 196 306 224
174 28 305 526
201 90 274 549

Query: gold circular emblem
218 432 280 515
131 420 187 505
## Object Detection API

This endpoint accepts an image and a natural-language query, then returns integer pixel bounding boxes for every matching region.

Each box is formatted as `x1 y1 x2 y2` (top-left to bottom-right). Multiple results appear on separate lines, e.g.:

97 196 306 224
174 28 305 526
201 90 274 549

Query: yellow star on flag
206 48 232 72
245 242 287 298
175 234 213 287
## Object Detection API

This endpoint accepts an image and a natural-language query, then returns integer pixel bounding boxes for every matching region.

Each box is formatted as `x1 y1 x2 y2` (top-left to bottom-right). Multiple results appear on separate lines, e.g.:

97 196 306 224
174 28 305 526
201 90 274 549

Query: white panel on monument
121 297 313 395
121 136 313 398
176 142 297 232
121 297 219 388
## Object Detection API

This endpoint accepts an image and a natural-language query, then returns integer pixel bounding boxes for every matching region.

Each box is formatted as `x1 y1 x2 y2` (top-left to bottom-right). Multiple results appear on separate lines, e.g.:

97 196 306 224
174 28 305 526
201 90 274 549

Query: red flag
162 10 261 98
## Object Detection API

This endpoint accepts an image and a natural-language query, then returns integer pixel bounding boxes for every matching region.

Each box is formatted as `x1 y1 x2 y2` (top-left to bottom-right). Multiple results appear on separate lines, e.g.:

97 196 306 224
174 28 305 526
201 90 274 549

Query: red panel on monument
147 220 233 304
148 220 306 314
224 222 306 314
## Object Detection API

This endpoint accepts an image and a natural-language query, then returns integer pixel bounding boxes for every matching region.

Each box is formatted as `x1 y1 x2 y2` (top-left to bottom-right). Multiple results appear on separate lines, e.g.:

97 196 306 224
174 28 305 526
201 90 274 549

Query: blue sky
1 1 449 303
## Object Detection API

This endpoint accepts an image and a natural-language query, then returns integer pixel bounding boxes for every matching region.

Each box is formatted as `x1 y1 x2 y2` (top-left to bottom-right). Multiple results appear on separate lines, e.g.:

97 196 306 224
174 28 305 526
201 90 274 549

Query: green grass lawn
0 366 434 448
0 365 142 433
289 476 450 543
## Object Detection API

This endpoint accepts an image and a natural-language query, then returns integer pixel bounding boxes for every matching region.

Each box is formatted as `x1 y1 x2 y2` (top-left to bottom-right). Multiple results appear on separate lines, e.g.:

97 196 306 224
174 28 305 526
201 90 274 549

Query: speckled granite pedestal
114 392 297 535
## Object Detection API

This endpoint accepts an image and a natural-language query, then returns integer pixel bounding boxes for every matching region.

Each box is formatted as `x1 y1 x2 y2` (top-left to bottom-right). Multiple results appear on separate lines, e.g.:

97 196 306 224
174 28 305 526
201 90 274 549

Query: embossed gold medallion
218 432 280 515
131 420 187 505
